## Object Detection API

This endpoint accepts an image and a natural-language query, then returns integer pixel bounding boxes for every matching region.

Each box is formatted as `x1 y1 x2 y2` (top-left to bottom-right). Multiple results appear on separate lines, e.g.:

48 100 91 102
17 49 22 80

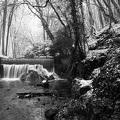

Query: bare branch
22 0 50 8
48 1 66 28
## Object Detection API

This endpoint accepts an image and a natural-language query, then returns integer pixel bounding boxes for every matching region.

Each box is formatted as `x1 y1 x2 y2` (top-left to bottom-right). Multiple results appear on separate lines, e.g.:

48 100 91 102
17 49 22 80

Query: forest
0 0 120 120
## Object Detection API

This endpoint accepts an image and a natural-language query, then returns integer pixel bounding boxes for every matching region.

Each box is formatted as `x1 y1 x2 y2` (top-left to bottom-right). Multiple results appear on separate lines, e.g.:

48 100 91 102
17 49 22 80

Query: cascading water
3 64 29 78
0 58 54 80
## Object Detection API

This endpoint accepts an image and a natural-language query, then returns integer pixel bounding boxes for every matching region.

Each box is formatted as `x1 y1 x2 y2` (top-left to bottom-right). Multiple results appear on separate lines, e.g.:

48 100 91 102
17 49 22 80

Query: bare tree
69 0 86 60
2 0 7 55
6 0 17 55
23 0 54 42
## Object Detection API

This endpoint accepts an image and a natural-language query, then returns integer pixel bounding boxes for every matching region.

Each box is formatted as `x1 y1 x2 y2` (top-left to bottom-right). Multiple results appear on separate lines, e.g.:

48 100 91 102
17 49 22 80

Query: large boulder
26 71 39 85
20 72 29 82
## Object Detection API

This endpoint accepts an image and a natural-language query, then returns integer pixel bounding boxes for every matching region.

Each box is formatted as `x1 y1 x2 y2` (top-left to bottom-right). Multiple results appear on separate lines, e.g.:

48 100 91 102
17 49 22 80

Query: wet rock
72 78 92 98
42 80 49 88
89 68 100 79
20 72 29 82
45 107 59 120
29 71 39 80
36 65 49 78
79 85 91 96
48 72 60 80
26 71 39 85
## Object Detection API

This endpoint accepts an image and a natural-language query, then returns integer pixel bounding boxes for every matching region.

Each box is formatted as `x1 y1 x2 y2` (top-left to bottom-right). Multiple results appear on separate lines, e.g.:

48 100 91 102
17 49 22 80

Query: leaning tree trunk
69 0 86 79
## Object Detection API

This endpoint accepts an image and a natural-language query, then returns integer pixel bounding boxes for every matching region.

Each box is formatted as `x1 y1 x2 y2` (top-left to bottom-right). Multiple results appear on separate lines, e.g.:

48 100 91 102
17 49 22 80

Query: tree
6 0 17 55
69 0 86 59
23 0 54 42
2 0 7 55
68 0 87 78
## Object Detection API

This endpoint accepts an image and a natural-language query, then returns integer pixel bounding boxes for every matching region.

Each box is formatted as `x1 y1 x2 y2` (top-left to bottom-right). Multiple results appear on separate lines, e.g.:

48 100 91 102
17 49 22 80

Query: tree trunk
96 0 118 24
86 0 95 35
2 0 7 55
110 0 120 16
69 0 86 67
6 0 16 55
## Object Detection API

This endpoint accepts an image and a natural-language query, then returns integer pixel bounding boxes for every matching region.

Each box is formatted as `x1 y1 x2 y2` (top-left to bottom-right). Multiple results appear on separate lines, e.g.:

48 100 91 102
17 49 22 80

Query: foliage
24 43 51 58
50 27 73 57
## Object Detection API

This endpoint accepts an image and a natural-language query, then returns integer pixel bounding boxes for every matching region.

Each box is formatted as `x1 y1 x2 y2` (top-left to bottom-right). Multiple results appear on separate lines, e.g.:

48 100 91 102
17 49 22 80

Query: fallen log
17 92 52 99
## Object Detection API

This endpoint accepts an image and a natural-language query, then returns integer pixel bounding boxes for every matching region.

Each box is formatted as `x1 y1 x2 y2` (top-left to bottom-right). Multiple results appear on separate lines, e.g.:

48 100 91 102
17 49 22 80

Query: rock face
87 24 120 119
72 78 92 98
82 50 107 79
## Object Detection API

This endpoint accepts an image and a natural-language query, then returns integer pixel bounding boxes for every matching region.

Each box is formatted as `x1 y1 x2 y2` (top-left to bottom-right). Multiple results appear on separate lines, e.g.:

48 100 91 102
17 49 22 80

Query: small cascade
3 64 29 78
1 58 54 72
0 58 54 79
3 64 53 79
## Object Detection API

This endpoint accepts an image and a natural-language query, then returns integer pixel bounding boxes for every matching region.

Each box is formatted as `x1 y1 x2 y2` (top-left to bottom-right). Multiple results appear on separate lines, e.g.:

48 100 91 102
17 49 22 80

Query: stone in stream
26 71 39 85
20 72 29 82
45 107 59 120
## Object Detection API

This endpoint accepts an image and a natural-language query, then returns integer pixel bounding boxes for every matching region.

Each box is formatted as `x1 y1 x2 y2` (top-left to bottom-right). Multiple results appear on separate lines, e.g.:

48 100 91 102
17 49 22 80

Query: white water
3 64 29 78
2 64 53 81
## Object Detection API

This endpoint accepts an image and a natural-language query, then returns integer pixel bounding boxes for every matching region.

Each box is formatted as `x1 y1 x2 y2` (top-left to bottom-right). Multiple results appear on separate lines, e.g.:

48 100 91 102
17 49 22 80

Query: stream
0 79 50 120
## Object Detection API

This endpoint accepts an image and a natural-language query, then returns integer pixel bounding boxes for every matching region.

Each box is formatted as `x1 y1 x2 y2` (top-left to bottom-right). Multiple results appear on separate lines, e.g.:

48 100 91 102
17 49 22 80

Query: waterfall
0 58 54 79
3 64 54 79
1 58 54 72
3 64 29 78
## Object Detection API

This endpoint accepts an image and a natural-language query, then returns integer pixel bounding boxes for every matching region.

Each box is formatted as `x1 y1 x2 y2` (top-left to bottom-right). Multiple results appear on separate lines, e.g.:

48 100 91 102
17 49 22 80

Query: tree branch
21 0 50 8
48 1 66 28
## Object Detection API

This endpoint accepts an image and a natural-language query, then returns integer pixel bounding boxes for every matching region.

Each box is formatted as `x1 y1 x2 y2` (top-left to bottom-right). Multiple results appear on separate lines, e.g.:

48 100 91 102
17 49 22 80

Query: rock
79 85 91 96
90 68 100 79
82 50 107 79
26 71 39 85
36 65 49 77
48 74 55 80
45 107 59 120
48 72 60 80
72 78 92 98
42 80 49 88
28 65 37 73
29 71 39 80
39 74 48 81
20 72 29 82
